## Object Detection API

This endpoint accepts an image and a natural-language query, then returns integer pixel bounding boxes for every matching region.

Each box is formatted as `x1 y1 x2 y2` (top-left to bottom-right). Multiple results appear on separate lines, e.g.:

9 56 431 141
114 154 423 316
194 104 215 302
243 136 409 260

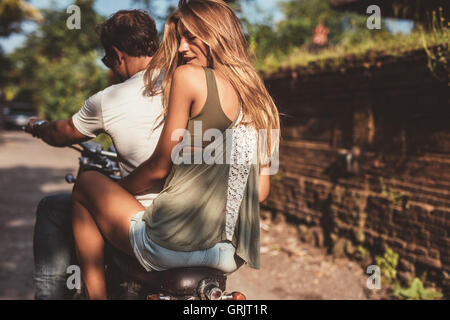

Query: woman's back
140 0 280 271
188 66 240 122
186 66 240 149
142 65 261 269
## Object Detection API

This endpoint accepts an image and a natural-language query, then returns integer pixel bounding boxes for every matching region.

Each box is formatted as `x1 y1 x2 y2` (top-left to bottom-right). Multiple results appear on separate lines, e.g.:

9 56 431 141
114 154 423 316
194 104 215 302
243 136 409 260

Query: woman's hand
119 170 166 196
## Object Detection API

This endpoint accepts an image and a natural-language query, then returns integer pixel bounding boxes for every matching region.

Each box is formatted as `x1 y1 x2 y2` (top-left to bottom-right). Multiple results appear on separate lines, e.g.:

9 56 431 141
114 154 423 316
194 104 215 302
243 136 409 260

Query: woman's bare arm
120 65 202 195
259 163 271 203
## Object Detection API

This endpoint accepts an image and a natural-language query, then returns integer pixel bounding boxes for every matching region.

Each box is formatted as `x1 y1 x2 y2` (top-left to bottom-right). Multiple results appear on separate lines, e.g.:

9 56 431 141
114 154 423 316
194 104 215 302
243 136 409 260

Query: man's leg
33 193 75 300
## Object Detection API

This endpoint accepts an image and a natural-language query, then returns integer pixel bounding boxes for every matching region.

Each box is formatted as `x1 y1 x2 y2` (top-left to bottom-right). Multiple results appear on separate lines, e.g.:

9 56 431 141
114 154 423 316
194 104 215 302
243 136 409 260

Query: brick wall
262 46 450 294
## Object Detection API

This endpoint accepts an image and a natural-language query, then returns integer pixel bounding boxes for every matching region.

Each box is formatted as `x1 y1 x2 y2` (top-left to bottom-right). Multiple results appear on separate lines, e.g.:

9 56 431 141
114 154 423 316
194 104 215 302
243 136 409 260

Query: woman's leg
72 198 107 299
71 170 145 299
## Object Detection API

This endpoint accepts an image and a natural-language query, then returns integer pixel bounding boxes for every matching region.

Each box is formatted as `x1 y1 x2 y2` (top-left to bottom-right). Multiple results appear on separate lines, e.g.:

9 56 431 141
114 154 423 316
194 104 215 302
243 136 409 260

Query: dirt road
0 130 378 300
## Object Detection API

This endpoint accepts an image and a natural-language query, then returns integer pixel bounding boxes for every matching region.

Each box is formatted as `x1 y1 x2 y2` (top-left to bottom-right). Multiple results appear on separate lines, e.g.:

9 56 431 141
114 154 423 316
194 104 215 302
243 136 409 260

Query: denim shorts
129 211 240 274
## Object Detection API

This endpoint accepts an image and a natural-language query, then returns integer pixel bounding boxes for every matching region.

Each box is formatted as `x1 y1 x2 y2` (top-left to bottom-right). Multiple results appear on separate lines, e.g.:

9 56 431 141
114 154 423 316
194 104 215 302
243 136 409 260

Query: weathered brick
413 246 428 257
392 239 407 250
429 248 441 260
264 53 450 293
415 256 442 269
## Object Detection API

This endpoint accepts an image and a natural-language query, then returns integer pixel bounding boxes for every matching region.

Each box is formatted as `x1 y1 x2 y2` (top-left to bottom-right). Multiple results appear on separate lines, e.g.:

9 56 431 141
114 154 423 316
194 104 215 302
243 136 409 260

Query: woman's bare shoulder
173 64 205 81
172 65 206 95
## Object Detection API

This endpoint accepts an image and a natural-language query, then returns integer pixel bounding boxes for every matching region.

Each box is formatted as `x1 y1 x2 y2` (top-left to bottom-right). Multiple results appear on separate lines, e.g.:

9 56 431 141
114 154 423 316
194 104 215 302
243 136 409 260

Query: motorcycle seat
109 249 227 297
131 266 227 297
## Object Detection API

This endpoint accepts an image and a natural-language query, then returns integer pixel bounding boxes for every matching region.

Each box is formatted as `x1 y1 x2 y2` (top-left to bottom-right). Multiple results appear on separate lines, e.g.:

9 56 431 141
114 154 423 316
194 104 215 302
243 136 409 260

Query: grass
256 10 449 76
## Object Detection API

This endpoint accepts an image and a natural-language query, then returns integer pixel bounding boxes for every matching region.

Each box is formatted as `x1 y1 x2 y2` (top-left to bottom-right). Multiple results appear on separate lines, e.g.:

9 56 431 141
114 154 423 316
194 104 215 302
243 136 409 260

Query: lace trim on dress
225 111 258 241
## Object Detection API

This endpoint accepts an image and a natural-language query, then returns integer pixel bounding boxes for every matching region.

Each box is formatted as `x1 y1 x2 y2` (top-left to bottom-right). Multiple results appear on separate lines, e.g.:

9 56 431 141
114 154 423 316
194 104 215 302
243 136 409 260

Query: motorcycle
66 141 246 300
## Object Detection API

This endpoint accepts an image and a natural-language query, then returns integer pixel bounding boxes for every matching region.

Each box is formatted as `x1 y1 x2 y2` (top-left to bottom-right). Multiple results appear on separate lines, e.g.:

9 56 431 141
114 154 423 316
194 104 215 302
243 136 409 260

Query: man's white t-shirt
72 70 163 207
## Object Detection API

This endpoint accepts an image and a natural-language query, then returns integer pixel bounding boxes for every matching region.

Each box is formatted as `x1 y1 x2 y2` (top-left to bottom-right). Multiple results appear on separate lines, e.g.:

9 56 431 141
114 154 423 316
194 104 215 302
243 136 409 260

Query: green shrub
393 277 443 300
354 245 368 261
375 246 399 285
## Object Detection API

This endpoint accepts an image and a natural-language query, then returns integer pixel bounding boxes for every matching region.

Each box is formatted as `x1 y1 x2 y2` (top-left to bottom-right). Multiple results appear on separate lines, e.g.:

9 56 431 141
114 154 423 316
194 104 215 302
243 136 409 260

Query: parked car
2 103 37 130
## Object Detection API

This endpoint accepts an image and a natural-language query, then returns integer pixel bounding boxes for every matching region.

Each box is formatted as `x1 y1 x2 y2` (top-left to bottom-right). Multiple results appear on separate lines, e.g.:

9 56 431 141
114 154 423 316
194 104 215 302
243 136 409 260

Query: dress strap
203 67 220 104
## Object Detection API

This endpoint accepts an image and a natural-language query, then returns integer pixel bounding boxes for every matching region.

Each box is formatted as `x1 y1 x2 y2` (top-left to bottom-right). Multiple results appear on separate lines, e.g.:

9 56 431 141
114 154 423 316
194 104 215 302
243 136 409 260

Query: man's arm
25 118 91 147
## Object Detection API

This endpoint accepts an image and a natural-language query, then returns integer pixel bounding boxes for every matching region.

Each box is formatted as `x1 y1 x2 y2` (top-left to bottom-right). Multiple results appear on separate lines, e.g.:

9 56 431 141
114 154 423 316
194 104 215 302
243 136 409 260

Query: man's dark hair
98 10 159 57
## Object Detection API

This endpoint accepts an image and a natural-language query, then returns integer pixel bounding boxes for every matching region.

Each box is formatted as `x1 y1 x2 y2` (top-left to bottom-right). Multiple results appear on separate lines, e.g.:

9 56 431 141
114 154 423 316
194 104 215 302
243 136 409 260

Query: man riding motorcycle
25 10 163 300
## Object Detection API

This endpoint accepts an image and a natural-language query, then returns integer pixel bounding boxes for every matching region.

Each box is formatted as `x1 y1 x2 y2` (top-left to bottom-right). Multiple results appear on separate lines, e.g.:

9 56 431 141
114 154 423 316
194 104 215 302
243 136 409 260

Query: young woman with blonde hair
71 0 280 299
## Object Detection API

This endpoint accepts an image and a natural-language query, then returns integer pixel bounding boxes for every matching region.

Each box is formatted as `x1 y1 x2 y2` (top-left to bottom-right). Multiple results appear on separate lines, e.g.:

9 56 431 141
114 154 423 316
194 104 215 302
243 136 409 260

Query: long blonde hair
145 0 280 165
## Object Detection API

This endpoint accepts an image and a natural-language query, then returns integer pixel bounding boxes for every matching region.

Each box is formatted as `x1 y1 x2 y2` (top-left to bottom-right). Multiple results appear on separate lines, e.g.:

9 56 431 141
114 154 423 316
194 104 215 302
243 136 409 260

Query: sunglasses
101 51 119 69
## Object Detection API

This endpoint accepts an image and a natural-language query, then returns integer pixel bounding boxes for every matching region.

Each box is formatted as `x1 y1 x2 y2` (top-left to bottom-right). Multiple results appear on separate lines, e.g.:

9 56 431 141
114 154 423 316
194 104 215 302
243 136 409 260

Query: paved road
0 130 79 299
0 130 377 300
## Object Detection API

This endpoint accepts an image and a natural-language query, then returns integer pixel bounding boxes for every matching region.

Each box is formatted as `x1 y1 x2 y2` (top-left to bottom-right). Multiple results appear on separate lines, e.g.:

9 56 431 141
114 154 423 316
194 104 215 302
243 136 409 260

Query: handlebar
21 124 121 182
70 141 118 160
21 125 117 159
100 150 118 159
67 141 121 183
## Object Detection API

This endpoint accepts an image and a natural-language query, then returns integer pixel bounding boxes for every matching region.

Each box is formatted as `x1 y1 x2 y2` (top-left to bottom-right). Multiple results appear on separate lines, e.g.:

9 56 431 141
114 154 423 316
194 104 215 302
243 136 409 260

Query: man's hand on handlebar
23 118 90 148
24 118 49 138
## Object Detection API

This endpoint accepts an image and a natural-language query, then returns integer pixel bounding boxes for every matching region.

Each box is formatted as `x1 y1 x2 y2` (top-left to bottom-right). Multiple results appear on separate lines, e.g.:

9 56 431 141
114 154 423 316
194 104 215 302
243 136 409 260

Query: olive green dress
142 67 261 269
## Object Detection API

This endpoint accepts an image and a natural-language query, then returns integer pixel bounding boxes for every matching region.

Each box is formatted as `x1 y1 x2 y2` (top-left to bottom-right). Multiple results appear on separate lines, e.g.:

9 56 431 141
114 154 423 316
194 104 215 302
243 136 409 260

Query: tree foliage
247 0 386 63
6 0 108 120
0 0 42 101
0 0 42 37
